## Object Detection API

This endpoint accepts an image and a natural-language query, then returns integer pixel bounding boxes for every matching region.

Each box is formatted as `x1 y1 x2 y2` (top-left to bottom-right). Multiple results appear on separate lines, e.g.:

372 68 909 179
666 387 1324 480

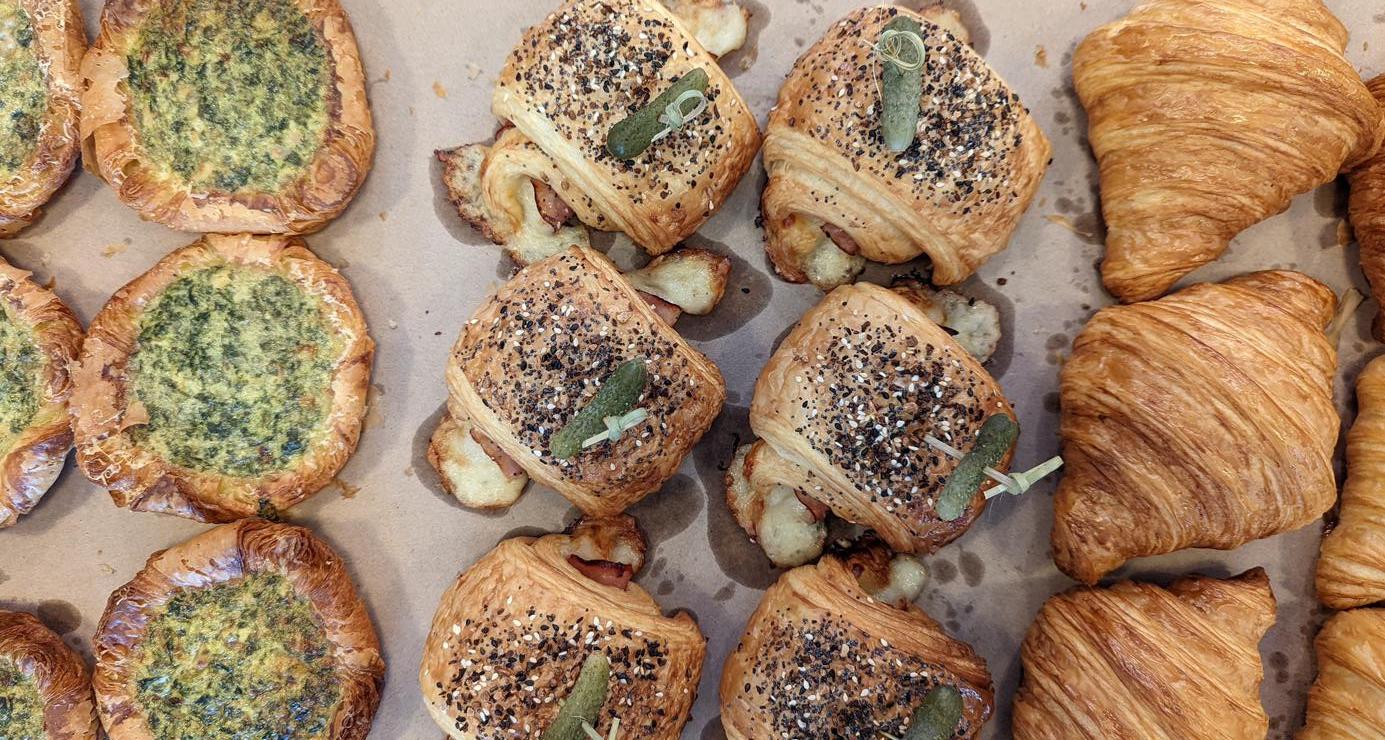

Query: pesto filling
133 573 341 739
129 264 338 477
0 303 42 454
0 656 45 739
0 1 45 176
125 0 331 193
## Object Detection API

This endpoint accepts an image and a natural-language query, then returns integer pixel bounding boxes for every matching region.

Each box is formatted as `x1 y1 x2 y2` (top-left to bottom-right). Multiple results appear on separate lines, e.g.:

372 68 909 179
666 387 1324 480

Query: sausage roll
761 5 1050 291
81 0 374 233
1013 568 1275 740
419 516 705 739
0 0 84 236
1075 0 1383 303
436 246 724 516
71 233 373 523
1318 355 1385 609
728 282 1015 566
0 609 98 739
93 518 385 739
1054 270 1339 584
1300 609 1385 739
1349 75 1385 340
719 547 993 738
436 0 760 265
0 257 82 529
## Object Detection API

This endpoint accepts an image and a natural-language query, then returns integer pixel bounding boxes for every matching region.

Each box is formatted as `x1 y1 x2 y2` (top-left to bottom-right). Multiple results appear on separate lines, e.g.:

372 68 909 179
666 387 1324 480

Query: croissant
1013 568 1276 740
1053 270 1339 584
1299 609 1385 739
1074 0 1383 303
1317 355 1385 609
436 0 759 266
1349 76 1385 339
419 516 705 739
728 282 1016 566
761 5 1050 290
719 549 993 738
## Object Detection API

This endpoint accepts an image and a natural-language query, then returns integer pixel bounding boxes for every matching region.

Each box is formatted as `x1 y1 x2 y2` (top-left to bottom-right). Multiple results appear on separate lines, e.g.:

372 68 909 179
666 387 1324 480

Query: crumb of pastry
623 248 730 315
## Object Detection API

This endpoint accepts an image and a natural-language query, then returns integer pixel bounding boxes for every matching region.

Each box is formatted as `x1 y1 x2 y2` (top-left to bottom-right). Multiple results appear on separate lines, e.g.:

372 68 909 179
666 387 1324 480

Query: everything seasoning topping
125 0 331 193
749 616 976 738
132 573 341 739
0 1 45 176
782 6 1027 214
503 1 732 209
129 264 340 478
0 302 41 453
0 656 45 739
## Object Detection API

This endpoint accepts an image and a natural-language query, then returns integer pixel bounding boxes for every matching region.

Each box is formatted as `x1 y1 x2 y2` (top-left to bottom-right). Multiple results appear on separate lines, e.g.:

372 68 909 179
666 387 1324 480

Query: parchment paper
2 1 1381 737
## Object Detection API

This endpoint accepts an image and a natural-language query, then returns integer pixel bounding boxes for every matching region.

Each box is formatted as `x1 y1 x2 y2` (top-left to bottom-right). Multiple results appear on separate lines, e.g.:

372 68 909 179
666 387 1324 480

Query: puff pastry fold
1075 0 1383 302
1317 355 1385 609
1299 609 1385 739
1013 568 1276 740
1350 75 1385 339
1053 271 1339 583
0 609 98 739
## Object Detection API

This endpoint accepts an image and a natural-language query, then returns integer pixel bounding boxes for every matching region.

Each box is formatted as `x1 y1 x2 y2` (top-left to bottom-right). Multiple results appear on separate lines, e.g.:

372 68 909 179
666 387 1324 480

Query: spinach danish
71 233 373 522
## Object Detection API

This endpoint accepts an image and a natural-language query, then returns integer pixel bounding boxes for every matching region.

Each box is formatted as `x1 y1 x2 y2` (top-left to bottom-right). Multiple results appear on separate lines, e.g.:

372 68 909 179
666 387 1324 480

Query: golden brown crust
92 518 384 739
419 524 705 739
1349 76 1385 340
762 5 1050 288
719 555 994 739
1317 355 1385 608
0 610 98 739
80 0 374 233
70 233 373 522
0 0 84 237
1054 271 1339 583
1075 0 1384 303
481 0 760 255
0 257 83 529
1299 609 1385 739
747 283 1015 554
1013 568 1276 740
446 246 724 516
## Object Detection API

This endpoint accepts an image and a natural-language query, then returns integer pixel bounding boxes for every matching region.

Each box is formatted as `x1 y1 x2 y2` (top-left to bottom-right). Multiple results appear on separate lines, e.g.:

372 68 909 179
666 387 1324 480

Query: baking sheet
1 1 1380 737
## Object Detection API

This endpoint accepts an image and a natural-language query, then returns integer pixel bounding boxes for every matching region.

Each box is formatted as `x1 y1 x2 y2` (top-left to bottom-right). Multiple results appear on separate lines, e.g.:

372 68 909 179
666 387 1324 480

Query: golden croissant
1317 355 1385 609
1054 270 1339 583
1350 75 1385 339
1013 568 1276 740
1299 609 1385 739
1074 0 1383 303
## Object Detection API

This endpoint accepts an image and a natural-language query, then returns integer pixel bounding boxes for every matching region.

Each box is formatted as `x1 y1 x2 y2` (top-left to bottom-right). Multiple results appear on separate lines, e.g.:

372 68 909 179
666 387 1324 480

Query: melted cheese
0 1 45 177
0 303 41 454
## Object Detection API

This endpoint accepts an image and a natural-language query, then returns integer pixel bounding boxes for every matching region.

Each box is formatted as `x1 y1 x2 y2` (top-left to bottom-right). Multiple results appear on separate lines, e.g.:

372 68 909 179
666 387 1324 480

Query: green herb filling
0 1 45 176
0 303 42 454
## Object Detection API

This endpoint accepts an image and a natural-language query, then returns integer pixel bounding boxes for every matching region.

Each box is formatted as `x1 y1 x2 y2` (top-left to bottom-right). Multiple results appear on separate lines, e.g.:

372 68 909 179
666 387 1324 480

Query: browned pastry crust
70 233 373 522
1299 609 1385 738
719 555 994 739
761 5 1050 290
1349 76 1385 340
0 257 82 528
419 520 705 739
450 0 760 259
445 246 724 516
1075 0 1383 303
0 609 98 739
1053 271 1339 584
80 0 374 233
0 0 84 236
742 282 1016 555
92 518 384 739
1317 355 1385 609
1013 568 1276 740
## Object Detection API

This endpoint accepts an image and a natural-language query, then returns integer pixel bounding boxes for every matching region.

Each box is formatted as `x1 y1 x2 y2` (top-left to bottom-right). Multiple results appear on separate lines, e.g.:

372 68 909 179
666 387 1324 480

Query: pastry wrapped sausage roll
437 0 759 265
1013 568 1275 739
1299 609 1385 739
1075 0 1383 303
719 544 993 738
761 5 1050 291
1317 355 1385 609
727 282 1015 566
1054 271 1339 583
1349 76 1385 340
435 246 724 516
419 516 705 739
